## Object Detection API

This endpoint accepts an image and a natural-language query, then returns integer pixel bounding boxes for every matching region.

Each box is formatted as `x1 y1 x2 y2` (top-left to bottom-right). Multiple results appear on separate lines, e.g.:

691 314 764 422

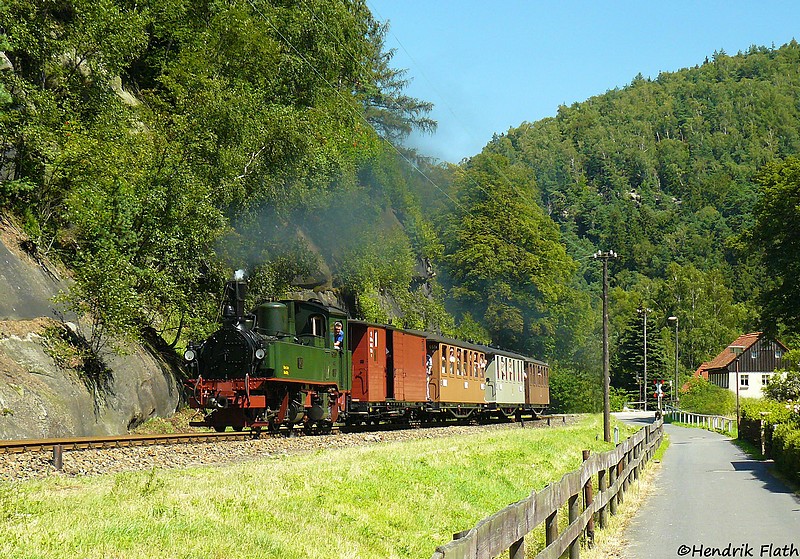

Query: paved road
618 413 800 559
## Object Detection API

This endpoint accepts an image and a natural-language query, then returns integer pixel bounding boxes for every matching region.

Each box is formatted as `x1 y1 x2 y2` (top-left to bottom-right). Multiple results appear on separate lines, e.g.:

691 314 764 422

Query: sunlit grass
0 415 637 559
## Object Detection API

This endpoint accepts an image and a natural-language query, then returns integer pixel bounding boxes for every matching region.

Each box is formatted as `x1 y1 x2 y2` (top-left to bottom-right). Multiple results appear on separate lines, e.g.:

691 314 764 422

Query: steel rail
0 431 258 454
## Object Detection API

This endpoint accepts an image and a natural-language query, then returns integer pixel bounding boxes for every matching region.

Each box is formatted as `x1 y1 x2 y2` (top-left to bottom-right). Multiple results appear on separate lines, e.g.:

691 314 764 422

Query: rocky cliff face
0 218 181 439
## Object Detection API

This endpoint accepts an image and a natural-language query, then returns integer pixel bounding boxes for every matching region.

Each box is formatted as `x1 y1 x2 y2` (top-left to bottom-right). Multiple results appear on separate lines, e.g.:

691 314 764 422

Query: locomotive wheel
214 425 227 433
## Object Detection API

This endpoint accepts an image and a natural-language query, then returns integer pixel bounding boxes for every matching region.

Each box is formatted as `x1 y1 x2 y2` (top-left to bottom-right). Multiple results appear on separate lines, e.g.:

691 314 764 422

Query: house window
751 349 758 359
776 349 783 359
740 374 749 389
762 374 770 386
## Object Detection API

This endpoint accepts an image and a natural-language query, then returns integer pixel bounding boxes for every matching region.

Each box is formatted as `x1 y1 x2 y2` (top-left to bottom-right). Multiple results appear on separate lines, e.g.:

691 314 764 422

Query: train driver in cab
332 321 344 350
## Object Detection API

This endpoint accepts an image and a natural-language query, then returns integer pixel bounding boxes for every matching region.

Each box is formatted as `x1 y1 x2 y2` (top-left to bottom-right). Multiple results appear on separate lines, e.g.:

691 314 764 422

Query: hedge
771 423 800 485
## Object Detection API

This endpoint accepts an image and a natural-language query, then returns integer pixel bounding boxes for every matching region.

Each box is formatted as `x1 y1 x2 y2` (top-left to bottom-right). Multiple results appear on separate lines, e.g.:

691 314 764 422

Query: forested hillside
2 2 799 413
434 43 800 409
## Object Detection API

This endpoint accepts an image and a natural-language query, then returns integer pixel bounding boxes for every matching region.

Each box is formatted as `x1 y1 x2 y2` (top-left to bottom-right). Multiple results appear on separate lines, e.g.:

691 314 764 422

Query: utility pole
730 345 744 428
638 307 652 412
668 316 679 409
594 250 617 443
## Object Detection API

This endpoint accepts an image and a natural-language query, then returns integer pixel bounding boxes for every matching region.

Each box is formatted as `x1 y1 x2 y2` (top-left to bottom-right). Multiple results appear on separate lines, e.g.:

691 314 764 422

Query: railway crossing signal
653 380 670 411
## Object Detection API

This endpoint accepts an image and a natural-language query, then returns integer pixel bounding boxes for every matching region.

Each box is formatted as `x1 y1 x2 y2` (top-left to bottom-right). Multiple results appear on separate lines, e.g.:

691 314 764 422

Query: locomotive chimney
223 270 247 319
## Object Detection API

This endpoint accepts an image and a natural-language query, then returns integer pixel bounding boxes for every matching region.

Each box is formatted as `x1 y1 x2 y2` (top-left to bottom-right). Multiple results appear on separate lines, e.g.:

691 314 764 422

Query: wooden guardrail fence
431 419 663 559
666 409 735 433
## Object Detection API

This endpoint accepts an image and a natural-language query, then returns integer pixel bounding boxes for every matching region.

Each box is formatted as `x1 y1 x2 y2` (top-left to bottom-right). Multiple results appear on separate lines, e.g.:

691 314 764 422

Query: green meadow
1 416 636 559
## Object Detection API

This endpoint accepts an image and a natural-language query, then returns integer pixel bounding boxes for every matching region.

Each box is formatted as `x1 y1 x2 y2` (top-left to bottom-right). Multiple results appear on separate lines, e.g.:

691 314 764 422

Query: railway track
0 414 564 456
0 431 259 455
0 415 571 482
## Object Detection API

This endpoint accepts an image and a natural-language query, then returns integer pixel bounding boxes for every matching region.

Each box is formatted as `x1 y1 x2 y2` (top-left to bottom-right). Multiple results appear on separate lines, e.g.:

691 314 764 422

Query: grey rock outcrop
0 218 182 439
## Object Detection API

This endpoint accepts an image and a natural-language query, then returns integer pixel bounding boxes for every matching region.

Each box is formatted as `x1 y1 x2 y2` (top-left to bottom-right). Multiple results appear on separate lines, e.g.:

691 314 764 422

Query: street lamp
730 345 745 428
667 316 678 409
593 250 618 443
638 307 652 411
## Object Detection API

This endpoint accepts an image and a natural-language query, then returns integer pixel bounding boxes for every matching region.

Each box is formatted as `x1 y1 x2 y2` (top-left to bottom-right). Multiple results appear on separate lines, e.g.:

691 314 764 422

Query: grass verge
1 415 640 559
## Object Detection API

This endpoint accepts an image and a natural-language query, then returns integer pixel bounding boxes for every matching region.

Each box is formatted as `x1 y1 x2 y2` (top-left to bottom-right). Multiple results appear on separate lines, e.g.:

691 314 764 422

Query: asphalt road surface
618 412 800 559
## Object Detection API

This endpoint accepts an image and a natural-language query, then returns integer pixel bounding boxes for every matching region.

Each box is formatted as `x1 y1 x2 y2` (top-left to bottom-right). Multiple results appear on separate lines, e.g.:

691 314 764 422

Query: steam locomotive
184 279 549 433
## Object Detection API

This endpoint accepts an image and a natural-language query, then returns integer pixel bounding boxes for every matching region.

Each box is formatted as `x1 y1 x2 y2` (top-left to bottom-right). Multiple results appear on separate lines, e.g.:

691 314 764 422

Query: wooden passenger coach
426 335 486 406
525 358 550 411
485 351 525 405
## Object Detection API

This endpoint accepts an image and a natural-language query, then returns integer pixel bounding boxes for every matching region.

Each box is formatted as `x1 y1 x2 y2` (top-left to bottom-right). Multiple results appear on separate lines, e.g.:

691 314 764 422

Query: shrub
679 377 735 416
740 398 796 425
771 423 800 484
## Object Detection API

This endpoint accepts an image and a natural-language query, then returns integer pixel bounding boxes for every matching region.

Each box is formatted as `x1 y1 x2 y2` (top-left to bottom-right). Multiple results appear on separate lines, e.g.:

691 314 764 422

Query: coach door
349 323 387 402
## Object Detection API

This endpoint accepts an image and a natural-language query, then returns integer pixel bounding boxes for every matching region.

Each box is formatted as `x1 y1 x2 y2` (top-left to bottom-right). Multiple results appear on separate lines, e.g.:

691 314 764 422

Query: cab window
309 315 325 337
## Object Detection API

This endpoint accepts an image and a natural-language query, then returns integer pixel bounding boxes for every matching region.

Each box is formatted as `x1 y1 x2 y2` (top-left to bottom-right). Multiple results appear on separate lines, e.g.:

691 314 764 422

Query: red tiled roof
705 332 762 371
693 362 711 380
683 362 711 391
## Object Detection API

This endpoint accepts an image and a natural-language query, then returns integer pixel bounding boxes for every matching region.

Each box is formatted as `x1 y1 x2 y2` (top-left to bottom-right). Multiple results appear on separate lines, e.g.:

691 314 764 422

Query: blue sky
366 1 800 163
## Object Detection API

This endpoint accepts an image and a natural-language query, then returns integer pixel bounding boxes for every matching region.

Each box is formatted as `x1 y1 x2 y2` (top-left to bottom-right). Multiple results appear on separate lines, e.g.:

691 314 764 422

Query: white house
693 332 788 399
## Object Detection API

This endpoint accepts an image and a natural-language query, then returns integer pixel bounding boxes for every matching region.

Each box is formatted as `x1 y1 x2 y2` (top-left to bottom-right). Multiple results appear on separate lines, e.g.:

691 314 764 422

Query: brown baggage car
348 321 427 421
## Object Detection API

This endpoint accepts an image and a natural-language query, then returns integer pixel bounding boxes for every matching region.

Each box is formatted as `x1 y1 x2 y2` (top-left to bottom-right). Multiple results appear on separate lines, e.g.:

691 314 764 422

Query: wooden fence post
618 454 627 505
598 467 608 529
509 538 524 559
609 461 618 515
546 510 558 548
582 450 595 545
52 444 63 471
568 491 580 559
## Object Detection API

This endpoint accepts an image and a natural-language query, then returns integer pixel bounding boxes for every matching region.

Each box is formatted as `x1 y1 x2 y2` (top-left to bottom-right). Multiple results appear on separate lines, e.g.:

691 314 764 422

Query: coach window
371 330 379 363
